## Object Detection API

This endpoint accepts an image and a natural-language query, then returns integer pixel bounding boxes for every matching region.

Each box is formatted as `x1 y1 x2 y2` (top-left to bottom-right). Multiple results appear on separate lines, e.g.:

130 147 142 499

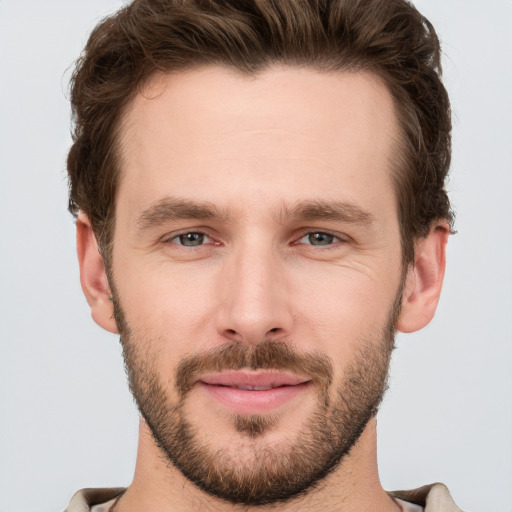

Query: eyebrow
136 197 229 231
284 200 374 225
136 196 374 231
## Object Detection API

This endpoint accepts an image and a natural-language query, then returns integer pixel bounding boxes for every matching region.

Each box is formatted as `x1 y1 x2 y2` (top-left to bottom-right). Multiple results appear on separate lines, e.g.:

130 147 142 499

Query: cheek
292 264 400 355
113 239 403 368
114 258 221 357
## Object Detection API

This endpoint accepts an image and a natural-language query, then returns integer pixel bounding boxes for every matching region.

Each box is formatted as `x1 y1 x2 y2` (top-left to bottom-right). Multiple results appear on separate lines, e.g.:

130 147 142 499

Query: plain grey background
1 1 511 511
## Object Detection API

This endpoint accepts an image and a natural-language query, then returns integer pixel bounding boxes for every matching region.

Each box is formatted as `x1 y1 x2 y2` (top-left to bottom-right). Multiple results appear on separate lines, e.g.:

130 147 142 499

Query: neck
115 418 399 512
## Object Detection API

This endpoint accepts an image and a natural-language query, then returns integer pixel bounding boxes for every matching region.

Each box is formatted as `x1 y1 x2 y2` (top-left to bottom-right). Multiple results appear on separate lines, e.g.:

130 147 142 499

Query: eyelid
292 229 350 246
159 227 349 247
162 229 215 245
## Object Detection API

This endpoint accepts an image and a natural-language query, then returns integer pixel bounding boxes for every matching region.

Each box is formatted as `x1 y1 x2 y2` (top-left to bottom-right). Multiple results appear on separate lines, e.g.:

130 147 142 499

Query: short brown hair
67 0 453 264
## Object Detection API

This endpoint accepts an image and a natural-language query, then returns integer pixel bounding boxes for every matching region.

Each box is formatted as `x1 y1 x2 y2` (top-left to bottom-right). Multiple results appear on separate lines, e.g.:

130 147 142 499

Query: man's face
110 66 405 505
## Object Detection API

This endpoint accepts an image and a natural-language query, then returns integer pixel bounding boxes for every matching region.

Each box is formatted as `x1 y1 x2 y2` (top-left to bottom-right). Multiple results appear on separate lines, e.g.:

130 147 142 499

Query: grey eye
175 232 206 246
297 232 338 246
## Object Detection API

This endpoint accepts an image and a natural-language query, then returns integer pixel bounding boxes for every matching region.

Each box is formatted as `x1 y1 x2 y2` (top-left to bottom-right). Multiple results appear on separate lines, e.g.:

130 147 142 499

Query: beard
111 285 401 507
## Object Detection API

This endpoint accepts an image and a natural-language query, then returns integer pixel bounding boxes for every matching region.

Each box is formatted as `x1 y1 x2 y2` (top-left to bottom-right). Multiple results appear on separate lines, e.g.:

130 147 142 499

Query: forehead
117 66 399 219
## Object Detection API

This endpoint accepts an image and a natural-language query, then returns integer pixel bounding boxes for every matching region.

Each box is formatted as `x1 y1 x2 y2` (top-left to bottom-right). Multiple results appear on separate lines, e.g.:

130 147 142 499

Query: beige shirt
66 483 463 511
90 496 425 512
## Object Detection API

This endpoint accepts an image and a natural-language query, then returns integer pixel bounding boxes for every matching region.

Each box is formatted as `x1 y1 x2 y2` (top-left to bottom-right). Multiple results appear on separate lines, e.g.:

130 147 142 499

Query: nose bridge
216 233 292 343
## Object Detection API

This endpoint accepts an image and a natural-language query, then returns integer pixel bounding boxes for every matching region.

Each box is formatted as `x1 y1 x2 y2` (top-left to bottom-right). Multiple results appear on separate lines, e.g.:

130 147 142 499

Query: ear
76 214 119 334
397 223 450 333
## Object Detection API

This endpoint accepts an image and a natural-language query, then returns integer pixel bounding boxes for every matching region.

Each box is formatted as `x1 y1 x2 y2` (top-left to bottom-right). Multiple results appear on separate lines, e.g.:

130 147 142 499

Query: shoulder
64 488 125 512
390 483 464 512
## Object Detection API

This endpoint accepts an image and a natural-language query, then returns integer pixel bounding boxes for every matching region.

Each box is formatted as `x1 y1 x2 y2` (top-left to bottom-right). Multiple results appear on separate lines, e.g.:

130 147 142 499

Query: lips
198 371 312 414
200 370 309 389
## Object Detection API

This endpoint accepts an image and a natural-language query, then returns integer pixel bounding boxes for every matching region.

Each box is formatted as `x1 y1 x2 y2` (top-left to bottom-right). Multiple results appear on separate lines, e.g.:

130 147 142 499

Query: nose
215 240 294 344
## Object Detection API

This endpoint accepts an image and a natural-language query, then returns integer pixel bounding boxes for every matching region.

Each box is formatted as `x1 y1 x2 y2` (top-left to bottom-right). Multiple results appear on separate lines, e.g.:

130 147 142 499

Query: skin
77 66 448 511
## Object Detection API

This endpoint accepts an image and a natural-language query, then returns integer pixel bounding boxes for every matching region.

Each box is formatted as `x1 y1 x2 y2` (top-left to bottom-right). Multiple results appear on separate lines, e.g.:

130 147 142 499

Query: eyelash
293 231 345 248
165 230 347 248
166 231 215 247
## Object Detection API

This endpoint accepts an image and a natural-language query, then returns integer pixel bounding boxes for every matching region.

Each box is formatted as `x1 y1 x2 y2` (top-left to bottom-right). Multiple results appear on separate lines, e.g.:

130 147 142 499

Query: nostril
268 327 280 334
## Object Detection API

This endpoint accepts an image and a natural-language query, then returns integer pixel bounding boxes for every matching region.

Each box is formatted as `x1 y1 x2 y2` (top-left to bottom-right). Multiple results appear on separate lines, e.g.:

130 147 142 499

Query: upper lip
199 370 311 390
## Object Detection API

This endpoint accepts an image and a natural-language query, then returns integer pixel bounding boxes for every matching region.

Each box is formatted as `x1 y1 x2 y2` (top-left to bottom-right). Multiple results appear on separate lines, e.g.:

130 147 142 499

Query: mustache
175 340 333 398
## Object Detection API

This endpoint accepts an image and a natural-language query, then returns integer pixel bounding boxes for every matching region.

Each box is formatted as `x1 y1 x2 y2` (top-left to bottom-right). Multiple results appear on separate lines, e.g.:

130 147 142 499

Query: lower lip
198 382 311 415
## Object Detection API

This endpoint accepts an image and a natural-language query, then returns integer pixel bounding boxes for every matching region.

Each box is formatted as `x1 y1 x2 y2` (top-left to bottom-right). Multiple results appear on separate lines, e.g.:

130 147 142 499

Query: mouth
198 370 312 415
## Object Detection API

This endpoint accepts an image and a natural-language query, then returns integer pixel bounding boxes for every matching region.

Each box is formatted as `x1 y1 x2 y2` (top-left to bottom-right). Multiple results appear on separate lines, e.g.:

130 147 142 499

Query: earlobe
76 214 119 334
397 223 449 333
